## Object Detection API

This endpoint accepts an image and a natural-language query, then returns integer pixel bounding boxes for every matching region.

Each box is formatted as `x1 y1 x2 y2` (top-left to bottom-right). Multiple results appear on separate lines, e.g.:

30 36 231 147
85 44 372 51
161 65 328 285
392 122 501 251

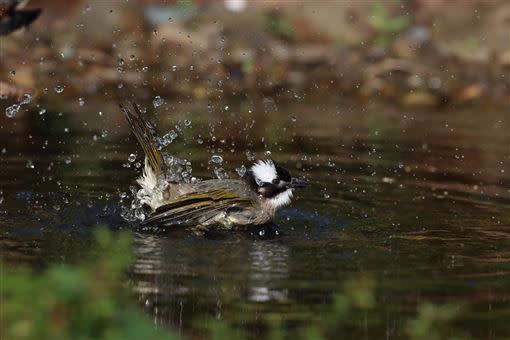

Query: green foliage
407 303 465 340
368 4 410 48
1 227 178 340
463 37 480 53
265 12 294 42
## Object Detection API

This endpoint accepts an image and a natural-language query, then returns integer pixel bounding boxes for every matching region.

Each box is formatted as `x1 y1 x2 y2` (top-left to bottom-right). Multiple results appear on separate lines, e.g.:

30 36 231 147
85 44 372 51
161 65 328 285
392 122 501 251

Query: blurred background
1 1 509 340
1 0 509 108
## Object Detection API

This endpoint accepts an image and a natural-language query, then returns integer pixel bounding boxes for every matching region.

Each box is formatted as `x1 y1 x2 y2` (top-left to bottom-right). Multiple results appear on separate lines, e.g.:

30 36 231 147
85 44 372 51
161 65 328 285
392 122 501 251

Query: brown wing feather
142 190 254 227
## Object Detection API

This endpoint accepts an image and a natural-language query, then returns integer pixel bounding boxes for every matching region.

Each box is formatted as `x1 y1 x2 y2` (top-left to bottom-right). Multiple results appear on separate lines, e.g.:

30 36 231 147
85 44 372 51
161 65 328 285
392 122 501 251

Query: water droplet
323 193 331 199
129 54 136 61
5 104 20 118
236 164 246 177
64 157 72 164
245 150 255 161
210 155 223 164
214 167 228 179
128 153 136 162
157 130 178 149
184 119 191 127
21 94 32 105
134 208 146 220
224 105 229 111
26 160 34 169
54 84 65 93
38 108 46 115
171 65 177 71
153 96 164 108
101 129 108 138
78 97 85 106
142 66 149 72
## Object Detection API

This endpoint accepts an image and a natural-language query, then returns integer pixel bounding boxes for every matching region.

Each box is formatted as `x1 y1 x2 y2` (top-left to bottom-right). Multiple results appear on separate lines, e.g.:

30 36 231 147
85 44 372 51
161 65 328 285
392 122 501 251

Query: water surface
1 98 509 338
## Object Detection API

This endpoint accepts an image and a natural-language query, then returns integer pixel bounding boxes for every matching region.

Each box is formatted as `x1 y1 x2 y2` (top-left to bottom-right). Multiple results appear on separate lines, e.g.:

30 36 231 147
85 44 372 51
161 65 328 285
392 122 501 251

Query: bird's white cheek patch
268 189 293 209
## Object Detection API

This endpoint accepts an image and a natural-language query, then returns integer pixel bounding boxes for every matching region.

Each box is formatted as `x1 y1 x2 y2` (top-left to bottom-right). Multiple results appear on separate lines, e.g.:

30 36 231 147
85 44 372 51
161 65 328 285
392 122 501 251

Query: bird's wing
142 189 255 227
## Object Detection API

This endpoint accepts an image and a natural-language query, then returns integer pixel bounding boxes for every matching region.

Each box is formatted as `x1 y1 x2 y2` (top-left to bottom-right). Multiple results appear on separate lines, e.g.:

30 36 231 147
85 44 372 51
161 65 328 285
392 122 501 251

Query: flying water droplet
5 104 20 118
157 130 178 149
153 96 164 108
214 167 228 179
128 153 136 162
245 150 255 161
78 97 85 106
210 155 223 164
54 84 65 93
21 94 32 105
236 164 246 177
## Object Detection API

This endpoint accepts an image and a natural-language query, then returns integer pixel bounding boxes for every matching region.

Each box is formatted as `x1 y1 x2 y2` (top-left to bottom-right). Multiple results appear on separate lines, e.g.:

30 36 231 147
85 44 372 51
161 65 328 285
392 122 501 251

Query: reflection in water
248 241 289 302
131 232 291 330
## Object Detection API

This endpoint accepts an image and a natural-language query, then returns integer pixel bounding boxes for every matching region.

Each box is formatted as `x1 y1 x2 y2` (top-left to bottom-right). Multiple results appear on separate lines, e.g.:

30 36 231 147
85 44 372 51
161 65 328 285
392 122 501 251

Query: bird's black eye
272 178 279 184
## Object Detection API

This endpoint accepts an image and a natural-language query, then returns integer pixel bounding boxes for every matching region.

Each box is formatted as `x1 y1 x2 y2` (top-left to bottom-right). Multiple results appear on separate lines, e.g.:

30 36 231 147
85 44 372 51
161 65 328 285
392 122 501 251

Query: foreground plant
1 228 177 340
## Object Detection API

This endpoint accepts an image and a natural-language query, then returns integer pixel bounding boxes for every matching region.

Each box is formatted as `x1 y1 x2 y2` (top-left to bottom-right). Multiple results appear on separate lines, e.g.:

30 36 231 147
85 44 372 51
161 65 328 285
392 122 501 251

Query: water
1 98 509 338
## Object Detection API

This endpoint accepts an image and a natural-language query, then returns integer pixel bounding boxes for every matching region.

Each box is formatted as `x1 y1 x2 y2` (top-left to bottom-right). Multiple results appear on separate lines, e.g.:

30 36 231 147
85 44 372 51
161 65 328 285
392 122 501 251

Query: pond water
1 97 509 338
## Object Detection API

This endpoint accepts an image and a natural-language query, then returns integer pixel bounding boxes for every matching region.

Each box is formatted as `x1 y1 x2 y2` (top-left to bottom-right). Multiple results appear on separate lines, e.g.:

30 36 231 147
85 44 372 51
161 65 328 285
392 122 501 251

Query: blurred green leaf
368 4 410 48
1 226 177 340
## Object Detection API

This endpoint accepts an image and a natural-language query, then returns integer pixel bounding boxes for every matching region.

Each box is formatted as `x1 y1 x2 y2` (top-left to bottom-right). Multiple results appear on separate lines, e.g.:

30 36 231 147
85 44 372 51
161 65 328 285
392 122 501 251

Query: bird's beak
288 177 308 188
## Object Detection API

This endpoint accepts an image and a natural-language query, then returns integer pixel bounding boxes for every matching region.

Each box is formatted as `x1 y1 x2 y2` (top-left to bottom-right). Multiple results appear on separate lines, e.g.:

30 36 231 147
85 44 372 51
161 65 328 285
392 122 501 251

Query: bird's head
243 160 307 209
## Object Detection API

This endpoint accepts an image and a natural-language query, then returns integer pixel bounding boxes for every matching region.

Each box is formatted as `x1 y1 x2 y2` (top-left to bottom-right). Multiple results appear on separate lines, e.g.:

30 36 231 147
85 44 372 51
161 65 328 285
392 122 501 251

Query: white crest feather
251 160 277 183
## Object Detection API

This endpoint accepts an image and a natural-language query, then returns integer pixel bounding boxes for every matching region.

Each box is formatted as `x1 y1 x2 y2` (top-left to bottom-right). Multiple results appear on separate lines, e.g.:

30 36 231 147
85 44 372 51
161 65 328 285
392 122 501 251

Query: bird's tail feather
119 102 164 176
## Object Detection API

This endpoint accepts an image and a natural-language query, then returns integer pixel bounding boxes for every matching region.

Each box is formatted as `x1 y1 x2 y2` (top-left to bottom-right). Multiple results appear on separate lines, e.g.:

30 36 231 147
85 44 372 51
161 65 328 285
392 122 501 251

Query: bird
0 0 41 36
119 102 307 230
